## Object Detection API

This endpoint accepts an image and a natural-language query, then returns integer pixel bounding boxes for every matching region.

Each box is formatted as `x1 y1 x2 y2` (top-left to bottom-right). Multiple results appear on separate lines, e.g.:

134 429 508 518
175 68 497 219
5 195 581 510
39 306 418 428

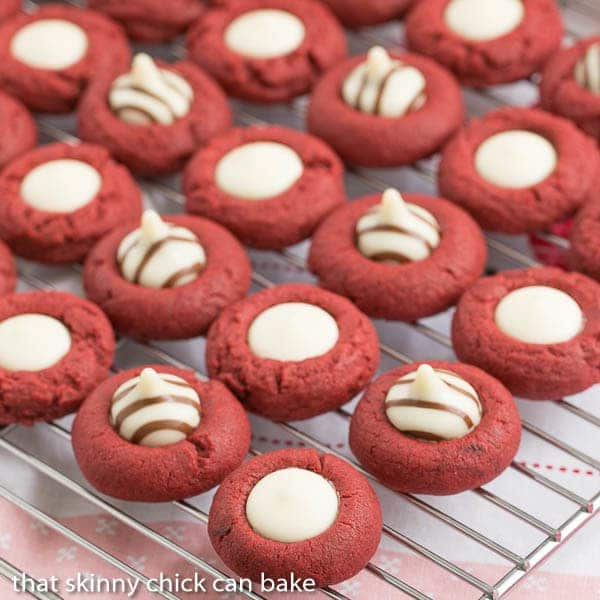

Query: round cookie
307 47 464 167
405 0 563 86
438 107 599 234
321 0 412 28
452 267 600 400
0 241 16 298
87 0 204 42
540 36 600 141
206 283 379 421
0 290 114 424
569 197 600 282
0 1 20 24
72 365 251 502
186 0 347 103
208 448 382 586
84 211 251 340
350 361 521 495
183 125 345 249
0 4 130 113
78 53 231 176
308 189 486 321
0 90 36 170
0 142 142 264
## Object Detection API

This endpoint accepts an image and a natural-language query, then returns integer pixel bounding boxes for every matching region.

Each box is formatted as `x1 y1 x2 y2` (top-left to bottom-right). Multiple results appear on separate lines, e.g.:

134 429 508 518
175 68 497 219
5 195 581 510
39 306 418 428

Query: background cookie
0 90 36 170
321 0 412 28
0 241 16 298
569 196 600 282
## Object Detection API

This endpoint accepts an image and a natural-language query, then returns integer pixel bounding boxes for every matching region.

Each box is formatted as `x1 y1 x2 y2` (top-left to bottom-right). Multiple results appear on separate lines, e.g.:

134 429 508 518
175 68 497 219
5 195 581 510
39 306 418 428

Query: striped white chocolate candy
385 364 482 441
111 367 201 447
356 188 440 264
575 42 600 95
109 53 194 126
117 210 206 289
342 46 427 118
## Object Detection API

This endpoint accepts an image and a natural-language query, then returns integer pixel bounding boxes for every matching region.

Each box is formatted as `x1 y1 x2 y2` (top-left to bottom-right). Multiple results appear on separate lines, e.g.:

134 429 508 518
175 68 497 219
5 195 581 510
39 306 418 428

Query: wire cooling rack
0 1 599 599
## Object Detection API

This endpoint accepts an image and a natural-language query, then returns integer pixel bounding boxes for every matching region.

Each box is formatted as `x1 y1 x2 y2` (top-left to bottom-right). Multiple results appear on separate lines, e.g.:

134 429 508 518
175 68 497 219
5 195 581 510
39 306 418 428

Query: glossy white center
215 142 304 200
10 19 88 70
245 467 339 543
248 302 339 362
495 285 584 344
475 130 557 189
224 9 306 59
0 314 71 371
444 0 524 41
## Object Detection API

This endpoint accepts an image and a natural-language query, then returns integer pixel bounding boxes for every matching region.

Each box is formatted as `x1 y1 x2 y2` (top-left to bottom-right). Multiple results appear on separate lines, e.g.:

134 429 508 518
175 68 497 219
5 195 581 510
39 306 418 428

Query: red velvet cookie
322 0 412 27
307 48 464 167
206 283 379 421
0 0 20 24
0 90 36 170
350 361 521 495
0 4 130 113
405 0 563 86
87 0 204 42
569 197 600 282
72 365 251 502
452 267 600 400
186 0 347 103
308 190 486 321
183 125 345 249
438 107 599 234
0 290 115 425
540 37 600 141
0 241 16 298
208 448 382 586
0 142 142 264
78 54 231 176
84 211 251 341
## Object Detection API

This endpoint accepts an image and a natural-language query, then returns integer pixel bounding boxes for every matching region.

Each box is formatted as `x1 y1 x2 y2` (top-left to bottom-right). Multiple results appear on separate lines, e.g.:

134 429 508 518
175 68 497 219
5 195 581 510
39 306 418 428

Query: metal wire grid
0 1 599 599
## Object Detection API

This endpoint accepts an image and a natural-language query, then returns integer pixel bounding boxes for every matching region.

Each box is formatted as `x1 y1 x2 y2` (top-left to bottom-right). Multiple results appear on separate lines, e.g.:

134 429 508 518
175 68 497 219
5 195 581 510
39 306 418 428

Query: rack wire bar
0 557 63 600
0 480 180 600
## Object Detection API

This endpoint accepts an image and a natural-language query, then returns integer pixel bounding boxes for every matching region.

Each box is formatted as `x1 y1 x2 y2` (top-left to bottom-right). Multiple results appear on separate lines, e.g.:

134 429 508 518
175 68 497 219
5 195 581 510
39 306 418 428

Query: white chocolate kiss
111 368 200 447
215 141 304 200
224 9 305 59
247 302 339 362
117 210 206 289
494 285 584 344
20 159 102 213
385 364 482 441
475 130 557 189
109 53 194 126
356 189 440 264
245 467 339 543
575 42 600 95
0 314 71 372
342 46 427 118
444 0 524 42
10 19 88 70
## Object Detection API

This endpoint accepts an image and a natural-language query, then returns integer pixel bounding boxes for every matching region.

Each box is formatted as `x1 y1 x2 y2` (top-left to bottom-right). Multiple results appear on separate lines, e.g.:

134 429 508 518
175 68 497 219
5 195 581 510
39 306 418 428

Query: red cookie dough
350 361 521 495
186 0 347 103
322 0 412 27
405 0 563 86
206 283 379 421
452 267 600 400
438 107 599 234
0 241 16 298
569 198 600 282
0 4 130 113
0 290 115 425
208 448 382 586
78 59 231 176
87 0 204 42
307 51 464 167
84 214 251 341
308 193 486 321
0 90 36 170
540 37 600 141
183 126 345 249
72 365 251 502
0 142 142 264
0 0 20 23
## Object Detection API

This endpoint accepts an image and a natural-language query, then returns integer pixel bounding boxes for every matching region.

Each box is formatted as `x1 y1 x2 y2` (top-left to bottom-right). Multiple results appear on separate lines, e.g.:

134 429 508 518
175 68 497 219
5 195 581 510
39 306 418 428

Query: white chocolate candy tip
138 367 161 396
367 46 393 79
412 364 446 398
141 209 169 244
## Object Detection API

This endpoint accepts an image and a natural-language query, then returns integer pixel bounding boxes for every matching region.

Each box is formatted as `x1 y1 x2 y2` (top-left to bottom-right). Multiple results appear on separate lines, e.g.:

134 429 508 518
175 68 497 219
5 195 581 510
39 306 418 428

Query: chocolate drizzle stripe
385 398 474 428
113 378 193 403
131 420 196 445
163 262 205 288
114 394 200 428
368 251 411 264
359 224 436 251
401 430 446 442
